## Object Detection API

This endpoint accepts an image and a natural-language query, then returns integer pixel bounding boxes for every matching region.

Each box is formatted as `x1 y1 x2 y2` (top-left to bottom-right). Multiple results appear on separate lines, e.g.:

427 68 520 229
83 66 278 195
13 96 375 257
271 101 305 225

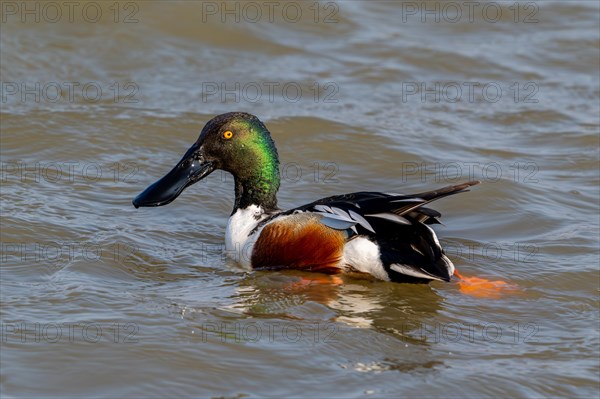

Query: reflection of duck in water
133 112 480 283
226 270 442 335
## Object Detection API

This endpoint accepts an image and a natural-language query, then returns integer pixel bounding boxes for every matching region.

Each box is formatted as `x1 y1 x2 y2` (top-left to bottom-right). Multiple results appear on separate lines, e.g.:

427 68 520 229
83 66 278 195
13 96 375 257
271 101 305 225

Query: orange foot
290 274 344 288
454 269 518 299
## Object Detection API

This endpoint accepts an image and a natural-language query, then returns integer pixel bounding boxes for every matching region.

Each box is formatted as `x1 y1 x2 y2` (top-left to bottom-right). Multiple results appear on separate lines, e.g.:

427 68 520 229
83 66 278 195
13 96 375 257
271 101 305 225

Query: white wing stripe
390 264 443 281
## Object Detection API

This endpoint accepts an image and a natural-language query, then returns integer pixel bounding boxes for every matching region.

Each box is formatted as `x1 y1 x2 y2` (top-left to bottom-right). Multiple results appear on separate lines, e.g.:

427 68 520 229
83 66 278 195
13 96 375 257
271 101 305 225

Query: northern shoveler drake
133 112 480 283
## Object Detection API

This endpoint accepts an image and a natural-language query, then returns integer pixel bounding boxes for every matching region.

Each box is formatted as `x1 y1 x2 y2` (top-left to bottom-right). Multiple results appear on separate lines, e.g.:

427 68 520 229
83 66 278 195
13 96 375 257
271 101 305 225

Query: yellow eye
223 130 233 139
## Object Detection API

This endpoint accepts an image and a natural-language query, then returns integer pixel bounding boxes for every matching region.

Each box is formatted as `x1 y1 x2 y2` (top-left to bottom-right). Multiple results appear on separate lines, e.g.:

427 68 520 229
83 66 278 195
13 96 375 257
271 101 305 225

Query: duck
132 112 480 283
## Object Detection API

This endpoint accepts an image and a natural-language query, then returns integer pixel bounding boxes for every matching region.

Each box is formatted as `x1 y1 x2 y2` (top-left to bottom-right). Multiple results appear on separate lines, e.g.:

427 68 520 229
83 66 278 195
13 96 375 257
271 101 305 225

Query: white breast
224 205 270 268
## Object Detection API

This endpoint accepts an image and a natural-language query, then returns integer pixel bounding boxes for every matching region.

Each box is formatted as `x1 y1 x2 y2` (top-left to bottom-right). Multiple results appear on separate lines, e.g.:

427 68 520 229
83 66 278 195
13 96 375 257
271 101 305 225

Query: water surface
1 1 599 397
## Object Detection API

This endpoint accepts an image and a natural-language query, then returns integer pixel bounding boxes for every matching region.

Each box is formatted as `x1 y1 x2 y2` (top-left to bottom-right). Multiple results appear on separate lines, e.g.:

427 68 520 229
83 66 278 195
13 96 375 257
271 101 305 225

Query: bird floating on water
133 112 481 283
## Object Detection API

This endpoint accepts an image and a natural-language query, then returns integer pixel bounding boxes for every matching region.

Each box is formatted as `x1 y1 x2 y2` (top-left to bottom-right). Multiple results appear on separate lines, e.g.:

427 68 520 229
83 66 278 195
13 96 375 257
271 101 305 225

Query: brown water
1 1 599 397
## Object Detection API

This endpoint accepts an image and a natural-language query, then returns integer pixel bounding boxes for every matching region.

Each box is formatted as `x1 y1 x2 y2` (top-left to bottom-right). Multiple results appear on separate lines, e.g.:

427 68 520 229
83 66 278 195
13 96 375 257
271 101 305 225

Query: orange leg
453 268 518 299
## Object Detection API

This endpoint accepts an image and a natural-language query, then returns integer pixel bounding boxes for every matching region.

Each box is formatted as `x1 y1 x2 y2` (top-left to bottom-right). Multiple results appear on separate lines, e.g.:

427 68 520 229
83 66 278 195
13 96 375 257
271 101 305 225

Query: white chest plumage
224 205 269 268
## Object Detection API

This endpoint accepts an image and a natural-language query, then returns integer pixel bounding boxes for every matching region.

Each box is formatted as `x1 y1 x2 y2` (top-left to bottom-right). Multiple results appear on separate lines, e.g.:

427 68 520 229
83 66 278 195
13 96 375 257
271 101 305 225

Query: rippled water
1 1 599 397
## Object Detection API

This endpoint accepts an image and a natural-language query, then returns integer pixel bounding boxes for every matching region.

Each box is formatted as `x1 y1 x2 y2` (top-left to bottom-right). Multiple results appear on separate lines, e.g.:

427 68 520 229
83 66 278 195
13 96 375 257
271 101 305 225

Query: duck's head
133 112 280 212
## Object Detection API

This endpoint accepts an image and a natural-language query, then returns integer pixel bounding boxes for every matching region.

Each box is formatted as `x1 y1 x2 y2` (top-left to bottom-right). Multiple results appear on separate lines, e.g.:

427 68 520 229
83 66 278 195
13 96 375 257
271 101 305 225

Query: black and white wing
297 181 480 282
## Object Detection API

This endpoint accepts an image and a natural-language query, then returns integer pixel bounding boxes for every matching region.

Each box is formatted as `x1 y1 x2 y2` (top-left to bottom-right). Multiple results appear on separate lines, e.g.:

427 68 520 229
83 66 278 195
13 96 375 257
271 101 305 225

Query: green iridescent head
132 112 281 212
198 112 280 210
